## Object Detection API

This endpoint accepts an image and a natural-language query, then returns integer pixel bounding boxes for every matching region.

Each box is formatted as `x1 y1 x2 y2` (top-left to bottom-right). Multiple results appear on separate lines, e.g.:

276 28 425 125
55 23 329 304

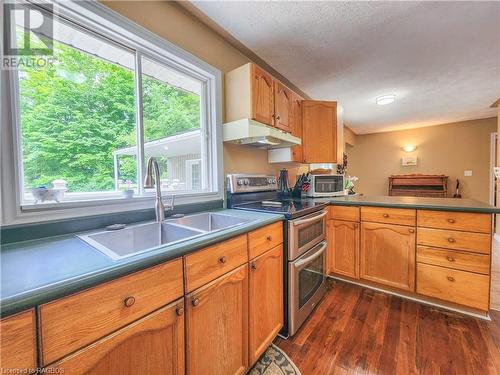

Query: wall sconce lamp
402 145 417 153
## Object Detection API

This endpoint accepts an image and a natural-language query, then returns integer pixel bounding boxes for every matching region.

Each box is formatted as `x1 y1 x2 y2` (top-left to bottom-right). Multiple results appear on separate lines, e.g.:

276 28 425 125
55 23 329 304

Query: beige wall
347 117 497 203
101 0 288 177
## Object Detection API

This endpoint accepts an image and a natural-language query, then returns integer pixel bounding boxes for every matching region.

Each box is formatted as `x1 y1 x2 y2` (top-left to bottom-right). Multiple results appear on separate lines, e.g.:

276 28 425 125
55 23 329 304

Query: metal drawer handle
447 276 455 282
192 298 200 307
292 211 327 226
124 296 136 308
176 306 184 316
218 256 227 264
383 213 389 218
447 218 456 224
446 256 455 262
276 115 281 121
250 261 257 270
266 235 272 241
447 237 455 243
408 228 415 233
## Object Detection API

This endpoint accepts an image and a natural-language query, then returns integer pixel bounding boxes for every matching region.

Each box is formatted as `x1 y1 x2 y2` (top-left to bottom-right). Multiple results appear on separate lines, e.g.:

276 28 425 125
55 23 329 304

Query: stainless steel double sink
78 212 251 260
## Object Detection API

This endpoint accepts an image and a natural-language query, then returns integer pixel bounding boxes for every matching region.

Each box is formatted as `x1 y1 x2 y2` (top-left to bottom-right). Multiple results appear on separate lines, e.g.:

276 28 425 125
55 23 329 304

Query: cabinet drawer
417 246 490 275
417 210 491 234
361 207 415 226
248 222 283 259
417 263 489 311
48 299 185 374
0 310 36 372
184 234 248 292
417 227 491 254
40 259 183 365
329 206 360 222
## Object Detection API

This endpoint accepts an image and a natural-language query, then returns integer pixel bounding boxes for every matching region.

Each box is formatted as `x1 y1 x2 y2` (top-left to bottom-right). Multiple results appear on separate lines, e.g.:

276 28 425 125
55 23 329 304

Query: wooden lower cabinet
328 219 360 278
360 222 416 291
186 264 249 375
48 299 185 374
249 245 284 363
0 309 36 373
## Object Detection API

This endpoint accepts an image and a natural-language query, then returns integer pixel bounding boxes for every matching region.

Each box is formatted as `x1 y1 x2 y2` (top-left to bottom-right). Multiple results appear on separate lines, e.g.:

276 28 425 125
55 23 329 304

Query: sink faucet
144 157 174 222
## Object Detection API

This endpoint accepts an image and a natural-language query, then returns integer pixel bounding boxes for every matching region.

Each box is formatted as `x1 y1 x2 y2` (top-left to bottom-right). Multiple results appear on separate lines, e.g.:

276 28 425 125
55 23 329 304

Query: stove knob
267 178 273 184
272 178 277 184
237 180 243 186
243 179 249 186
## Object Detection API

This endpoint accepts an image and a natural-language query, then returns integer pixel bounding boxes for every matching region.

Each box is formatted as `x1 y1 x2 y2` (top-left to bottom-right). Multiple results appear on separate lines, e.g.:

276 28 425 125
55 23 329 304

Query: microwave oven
306 174 345 197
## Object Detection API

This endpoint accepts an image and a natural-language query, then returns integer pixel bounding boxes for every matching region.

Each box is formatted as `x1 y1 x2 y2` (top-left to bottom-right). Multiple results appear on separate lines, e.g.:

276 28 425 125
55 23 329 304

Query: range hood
223 119 301 149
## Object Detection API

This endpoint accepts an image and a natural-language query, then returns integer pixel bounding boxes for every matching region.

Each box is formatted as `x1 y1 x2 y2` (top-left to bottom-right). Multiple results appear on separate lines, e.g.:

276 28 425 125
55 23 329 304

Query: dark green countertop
315 195 500 213
0 209 284 317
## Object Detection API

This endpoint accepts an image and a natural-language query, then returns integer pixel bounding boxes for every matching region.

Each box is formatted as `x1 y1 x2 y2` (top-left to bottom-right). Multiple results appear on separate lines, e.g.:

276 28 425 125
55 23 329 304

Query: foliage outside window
14 9 210 206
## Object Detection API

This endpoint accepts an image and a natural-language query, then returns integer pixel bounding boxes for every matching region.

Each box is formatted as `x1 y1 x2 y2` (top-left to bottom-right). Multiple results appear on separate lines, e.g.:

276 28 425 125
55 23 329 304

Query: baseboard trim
328 275 491 321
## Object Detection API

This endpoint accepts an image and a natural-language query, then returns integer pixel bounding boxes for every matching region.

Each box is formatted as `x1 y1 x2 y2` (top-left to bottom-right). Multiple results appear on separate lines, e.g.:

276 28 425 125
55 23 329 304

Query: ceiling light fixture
376 94 396 105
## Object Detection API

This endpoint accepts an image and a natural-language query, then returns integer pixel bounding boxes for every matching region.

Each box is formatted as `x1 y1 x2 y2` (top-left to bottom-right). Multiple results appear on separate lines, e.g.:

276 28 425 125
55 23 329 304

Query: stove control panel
227 174 278 193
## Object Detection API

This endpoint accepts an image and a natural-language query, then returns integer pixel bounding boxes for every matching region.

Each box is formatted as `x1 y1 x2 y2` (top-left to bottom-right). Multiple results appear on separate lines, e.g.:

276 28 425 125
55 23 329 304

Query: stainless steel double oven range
227 174 328 337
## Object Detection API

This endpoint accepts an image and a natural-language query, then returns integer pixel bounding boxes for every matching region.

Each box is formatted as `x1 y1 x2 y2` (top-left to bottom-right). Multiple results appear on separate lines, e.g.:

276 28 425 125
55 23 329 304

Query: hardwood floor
276 280 500 375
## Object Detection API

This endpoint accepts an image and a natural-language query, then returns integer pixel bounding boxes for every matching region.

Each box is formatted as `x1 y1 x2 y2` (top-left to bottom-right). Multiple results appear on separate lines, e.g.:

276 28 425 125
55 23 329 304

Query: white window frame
1 0 223 225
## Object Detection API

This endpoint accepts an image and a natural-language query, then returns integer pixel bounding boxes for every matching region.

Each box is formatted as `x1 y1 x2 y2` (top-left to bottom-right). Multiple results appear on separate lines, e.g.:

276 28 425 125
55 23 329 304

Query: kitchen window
3 1 222 219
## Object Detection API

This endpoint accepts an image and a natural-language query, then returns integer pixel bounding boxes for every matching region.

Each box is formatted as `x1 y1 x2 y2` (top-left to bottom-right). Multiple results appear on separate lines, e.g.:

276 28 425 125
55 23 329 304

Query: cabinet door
249 245 283 364
186 265 249 375
273 81 292 132
302 101 337 163
0 310 36 373
330 220 360 279
290 93 303 162
251 65 274 126
360 222 416 291
50 300 185 375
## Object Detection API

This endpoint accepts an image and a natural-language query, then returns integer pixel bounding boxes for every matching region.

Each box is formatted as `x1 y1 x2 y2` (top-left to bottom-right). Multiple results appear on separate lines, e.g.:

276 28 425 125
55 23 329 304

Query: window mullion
134 51 145 196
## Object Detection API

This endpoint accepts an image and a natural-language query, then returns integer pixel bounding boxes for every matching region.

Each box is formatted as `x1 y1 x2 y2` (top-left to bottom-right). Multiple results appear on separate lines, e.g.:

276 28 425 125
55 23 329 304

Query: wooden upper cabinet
273 80 292 132
249 245 284 364
251 65 274 126
329 220 360 279
302 100 337 163
0 310 36 373
360 222 416 291
186 265 249 375
48 300 185 375
225 63 298 134
290 92 304 162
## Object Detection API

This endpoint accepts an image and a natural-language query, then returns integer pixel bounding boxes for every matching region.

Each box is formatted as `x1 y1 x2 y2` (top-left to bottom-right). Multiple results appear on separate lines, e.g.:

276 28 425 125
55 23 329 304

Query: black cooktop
232 198 327 219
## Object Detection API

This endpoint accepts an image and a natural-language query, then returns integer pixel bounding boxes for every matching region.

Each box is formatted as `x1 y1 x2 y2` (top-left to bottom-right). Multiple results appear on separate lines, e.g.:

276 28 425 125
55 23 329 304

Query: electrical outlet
494 167 500 179
464 170 473 177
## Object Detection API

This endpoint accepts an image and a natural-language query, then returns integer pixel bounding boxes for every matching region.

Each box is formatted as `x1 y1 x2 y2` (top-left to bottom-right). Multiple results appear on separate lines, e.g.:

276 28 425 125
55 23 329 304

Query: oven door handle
293 242 327 269
292 211 327 226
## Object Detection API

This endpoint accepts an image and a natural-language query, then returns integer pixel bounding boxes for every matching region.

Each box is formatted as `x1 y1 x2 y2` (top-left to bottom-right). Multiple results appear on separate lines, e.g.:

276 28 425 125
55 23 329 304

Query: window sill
21 191 220 212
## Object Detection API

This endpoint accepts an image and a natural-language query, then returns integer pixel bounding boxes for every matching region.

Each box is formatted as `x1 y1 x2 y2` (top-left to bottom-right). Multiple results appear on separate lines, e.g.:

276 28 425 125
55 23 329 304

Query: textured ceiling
191 1 500 134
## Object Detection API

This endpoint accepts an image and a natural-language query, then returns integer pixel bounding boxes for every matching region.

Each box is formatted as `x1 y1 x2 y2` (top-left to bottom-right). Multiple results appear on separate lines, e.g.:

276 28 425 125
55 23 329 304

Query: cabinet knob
272 113 276 118
383 213 389 218
192 298 200 307
408 228 415 233
353 223 359 229
251 261 257 270
447 218 456 224
447 276 455 282
276 115 281 121
447 237 455 243
176 306 184 316
446 256 455 262
218 256 227 264
266 235 273 241
124 296 136 308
